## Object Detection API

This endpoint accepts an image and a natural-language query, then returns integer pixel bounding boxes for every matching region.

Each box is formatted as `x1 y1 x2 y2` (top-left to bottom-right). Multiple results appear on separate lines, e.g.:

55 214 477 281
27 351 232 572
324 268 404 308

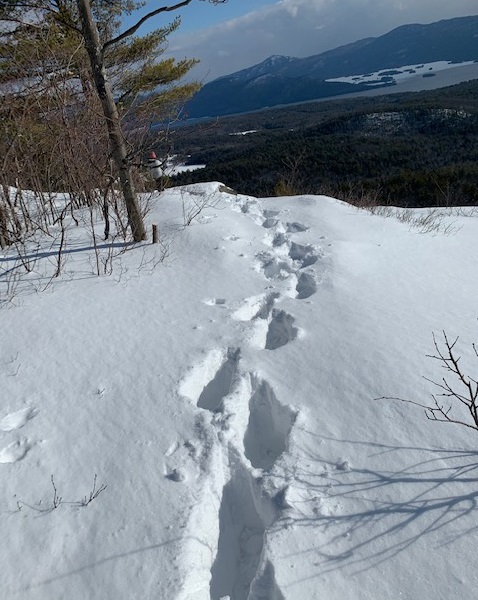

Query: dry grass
328 185 476 235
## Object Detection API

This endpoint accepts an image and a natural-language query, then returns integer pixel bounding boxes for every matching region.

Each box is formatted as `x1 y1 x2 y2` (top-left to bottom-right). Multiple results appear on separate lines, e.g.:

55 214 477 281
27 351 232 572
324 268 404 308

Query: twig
51 475 62 509
79 474 107 507
377 330 478 433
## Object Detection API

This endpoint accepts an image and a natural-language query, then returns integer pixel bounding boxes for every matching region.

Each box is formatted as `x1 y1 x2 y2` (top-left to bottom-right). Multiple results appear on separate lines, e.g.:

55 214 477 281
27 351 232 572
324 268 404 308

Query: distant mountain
215 55 298 82
186 15 478 118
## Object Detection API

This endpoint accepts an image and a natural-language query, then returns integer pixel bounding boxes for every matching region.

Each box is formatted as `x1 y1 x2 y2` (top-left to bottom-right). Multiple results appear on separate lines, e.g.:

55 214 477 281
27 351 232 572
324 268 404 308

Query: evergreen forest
169 79 478 207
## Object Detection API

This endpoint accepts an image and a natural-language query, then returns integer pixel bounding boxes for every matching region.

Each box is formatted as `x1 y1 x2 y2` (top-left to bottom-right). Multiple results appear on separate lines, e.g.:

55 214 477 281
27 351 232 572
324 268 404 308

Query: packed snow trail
174 197 328 599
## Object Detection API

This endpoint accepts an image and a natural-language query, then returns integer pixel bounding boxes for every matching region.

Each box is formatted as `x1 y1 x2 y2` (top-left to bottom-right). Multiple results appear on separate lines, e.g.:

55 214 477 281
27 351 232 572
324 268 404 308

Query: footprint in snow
263 209 280 218
286 222 309 233
180 348 241 412
262 218 279 229
296 272 317 300
164 440 202 482
255 252 294 280
265 310 299 350
203 298 227 306
236 200 257 213
0 407 36 432
165 467 187 482
232 292 280 322
244 377 297 470
164 441 181 457
0 438 31 463
272 232 288 247
288 242 319 268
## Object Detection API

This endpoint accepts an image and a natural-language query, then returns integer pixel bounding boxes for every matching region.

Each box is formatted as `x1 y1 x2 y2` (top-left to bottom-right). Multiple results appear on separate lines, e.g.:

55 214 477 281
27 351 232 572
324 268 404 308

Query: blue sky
174 1 277 32
123 1 478 81
124 1 276 33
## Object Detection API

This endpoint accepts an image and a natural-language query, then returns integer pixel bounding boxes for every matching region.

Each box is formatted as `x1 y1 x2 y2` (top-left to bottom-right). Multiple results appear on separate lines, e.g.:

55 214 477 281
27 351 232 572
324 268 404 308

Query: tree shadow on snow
273 433 478 581
0 241 132 273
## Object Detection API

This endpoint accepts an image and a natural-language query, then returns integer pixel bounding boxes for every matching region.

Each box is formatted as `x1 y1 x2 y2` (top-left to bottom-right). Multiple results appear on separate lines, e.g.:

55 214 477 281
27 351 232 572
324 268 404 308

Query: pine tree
0 0 226 241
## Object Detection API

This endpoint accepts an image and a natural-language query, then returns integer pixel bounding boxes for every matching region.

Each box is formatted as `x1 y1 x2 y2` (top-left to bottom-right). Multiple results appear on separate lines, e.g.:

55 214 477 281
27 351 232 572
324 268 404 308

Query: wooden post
152 223 158 244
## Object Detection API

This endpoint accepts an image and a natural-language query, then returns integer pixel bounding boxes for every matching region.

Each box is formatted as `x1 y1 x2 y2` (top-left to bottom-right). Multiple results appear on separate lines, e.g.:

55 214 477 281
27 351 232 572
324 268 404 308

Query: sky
127 0 478 81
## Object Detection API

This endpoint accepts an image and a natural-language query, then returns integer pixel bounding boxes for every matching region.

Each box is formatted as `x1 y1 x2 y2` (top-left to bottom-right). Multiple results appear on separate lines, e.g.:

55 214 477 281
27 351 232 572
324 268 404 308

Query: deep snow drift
1 183 478 600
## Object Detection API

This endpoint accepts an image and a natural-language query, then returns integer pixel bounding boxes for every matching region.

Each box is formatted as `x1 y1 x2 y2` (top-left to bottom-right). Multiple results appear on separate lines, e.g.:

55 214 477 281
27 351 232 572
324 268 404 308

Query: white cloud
168 0 478 81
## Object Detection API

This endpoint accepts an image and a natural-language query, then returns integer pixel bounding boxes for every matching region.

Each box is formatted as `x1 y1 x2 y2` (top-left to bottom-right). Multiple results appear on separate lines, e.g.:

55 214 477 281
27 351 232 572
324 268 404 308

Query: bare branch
378 330 478 433
103 0 226 54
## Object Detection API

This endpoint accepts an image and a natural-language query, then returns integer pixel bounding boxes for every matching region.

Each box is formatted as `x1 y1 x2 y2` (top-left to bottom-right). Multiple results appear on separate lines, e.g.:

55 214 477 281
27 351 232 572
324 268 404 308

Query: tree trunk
76 0 146 242
0 197 9 249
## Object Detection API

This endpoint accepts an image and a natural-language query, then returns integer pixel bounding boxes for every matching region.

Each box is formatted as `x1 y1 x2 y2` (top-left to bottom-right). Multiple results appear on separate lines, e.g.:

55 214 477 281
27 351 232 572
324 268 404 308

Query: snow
326 60 476 86
1 183 478 599
155 155 206 175
230 131 258 136
170 164 206 174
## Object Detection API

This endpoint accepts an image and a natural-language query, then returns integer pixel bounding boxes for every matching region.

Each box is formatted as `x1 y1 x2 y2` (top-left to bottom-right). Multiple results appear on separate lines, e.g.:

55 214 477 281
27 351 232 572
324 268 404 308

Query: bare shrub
16 473 107 513
378 331 478 433
77 474 107 507
329 183 386 209
274 153 310 196
393 208 459 235
180 188 221 226
332 184 459 235
0 262 24 307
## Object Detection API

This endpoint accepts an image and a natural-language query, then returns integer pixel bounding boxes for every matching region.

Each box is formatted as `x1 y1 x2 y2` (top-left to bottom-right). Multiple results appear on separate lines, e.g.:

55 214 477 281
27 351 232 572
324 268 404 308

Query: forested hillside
171 79 478 207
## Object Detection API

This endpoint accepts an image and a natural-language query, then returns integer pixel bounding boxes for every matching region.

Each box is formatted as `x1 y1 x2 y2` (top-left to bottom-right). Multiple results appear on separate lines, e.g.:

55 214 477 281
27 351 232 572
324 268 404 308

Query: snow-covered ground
1 183 478 600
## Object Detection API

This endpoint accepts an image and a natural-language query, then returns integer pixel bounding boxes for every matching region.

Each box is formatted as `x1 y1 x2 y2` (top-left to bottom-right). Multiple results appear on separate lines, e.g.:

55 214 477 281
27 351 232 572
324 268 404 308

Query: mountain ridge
186 15 478 118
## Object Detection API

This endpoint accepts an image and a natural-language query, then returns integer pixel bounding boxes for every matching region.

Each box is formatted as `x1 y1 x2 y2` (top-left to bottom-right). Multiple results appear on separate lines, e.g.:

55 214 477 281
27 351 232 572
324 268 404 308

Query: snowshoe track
175 201 328 599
